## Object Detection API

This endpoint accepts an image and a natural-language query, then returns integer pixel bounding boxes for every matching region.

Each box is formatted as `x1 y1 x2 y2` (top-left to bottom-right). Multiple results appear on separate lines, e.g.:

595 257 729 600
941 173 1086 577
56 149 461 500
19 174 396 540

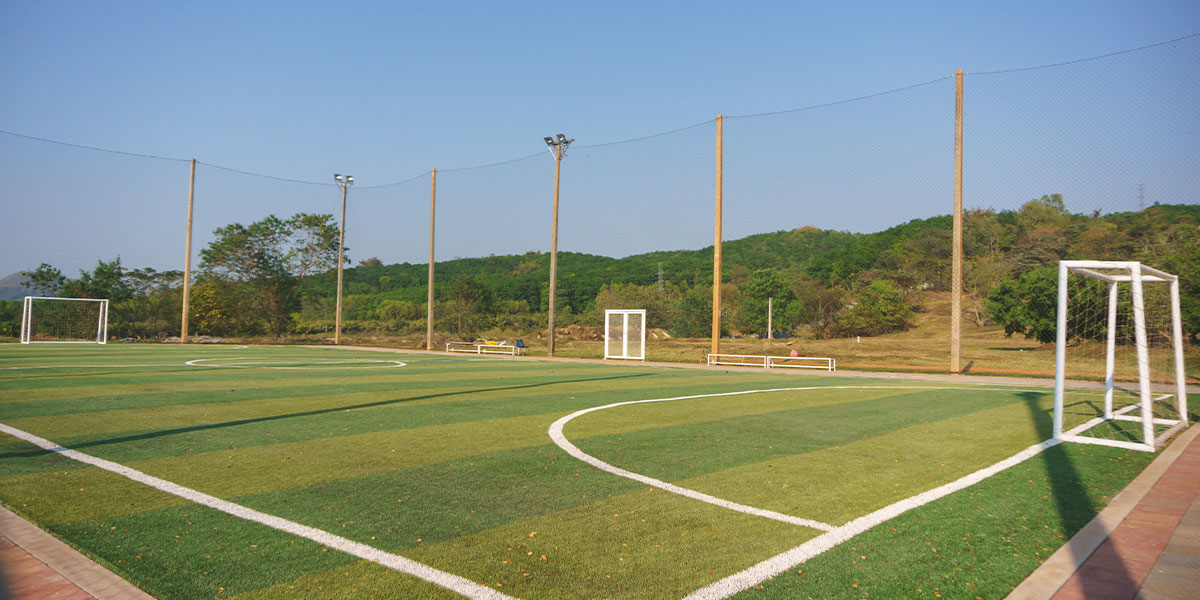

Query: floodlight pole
181 158 196 344
427 168 437 351
712 115 723 355
334 174 353 345
544 134 573 357
951 69 964 373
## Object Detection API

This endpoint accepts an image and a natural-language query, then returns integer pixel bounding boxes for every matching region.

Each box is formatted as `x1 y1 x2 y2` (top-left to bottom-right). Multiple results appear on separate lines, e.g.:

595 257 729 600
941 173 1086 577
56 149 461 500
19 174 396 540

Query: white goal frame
20 296 110 344
1053 261 1187 452
604 309 646 361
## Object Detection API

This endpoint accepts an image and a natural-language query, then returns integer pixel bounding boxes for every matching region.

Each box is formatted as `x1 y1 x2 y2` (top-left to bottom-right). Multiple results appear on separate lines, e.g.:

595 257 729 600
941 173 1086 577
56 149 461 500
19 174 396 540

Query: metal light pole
334 173 353 345
544 133 573 357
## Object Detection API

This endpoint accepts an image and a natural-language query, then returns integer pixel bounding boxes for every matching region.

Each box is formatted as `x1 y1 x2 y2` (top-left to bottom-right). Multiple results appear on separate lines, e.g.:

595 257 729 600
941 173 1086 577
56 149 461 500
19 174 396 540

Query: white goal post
604 309 646 361
1053 261 1187 452
20 296 110 344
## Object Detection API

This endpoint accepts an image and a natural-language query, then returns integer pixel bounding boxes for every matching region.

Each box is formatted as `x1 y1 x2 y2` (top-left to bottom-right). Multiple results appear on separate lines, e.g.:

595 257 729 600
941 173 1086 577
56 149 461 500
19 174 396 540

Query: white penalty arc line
0 422 515 600
549 385 1054 533
550 384 1067 600
184 357 408 369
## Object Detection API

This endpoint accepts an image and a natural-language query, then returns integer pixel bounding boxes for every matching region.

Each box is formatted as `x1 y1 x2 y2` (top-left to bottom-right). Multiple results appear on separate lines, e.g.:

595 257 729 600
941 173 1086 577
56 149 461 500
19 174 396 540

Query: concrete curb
0 505 155 599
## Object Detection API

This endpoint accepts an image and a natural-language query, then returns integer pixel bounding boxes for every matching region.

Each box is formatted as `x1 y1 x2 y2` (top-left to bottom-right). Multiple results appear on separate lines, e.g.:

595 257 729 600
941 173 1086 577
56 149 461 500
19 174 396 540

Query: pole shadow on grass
0 372 653 460
1019 390 1137 598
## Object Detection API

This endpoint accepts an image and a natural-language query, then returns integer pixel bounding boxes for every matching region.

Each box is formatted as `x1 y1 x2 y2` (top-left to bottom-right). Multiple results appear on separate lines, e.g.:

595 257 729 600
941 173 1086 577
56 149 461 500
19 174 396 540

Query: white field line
549 385 1056 533
0 422 514 600
683 438 1061 600
0 358 408 370
0 364 182 370
184 357 407 369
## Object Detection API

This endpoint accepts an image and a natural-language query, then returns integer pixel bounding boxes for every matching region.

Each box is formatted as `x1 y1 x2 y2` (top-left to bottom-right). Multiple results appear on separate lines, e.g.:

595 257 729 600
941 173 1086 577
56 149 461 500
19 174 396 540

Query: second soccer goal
21 296 110 344
604 309 646 361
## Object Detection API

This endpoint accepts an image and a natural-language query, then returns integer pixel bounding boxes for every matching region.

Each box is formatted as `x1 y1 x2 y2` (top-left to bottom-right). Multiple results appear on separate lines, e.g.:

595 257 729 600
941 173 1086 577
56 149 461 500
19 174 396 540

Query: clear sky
1 1 1198 278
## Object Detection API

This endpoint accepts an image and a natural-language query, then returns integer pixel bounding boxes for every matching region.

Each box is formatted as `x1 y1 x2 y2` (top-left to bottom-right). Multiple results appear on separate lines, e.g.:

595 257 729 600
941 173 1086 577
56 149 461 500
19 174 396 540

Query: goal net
21 297 110 344
604 309 646 361
1053 261 1188 452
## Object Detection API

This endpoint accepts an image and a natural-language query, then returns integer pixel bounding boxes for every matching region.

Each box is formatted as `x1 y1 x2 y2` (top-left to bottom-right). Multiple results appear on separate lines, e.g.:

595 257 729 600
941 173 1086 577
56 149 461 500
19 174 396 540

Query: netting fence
1 35 1197 377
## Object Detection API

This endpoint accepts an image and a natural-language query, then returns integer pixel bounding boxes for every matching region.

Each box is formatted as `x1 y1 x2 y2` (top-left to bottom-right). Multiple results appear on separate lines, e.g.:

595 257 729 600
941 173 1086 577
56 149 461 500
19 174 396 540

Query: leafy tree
21 263 65 296
792 275 847 339
60 258 133 301
985 267 1058 343
1008 226 1068 273
591 282 679 330
445 274 493 338
735 270 802 336
190 278 252 336
671 286 714 338
0 301 23 337
199 214 340 336
832 279 913 337
986 266 1114 345
118 268 182 338
1016 194 1070 230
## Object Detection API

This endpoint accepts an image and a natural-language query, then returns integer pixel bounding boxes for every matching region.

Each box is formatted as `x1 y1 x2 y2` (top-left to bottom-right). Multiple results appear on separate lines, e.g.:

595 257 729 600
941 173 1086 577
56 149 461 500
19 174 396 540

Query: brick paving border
1007 423 1200 600
0 506 153 600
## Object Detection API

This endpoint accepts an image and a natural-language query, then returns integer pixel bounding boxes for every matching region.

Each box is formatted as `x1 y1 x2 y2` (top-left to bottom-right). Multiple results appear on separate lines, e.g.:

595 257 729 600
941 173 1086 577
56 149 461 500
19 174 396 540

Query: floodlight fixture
334 173 344 182
543 132 575 159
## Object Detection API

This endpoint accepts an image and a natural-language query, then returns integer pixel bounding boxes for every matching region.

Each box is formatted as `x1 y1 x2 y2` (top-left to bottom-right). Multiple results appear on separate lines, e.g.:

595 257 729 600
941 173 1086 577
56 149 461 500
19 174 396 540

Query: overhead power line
2 32 1195 187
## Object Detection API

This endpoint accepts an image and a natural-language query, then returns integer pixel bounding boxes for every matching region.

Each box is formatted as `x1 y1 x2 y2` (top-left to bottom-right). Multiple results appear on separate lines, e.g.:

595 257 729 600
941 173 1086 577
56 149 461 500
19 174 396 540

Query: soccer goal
1053 261 1187 452
20 296 110 344
604 309 646 361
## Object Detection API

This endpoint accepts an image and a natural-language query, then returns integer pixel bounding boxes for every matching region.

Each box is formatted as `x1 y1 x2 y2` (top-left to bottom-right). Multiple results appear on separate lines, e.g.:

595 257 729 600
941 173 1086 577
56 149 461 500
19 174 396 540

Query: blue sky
1 1 1198 277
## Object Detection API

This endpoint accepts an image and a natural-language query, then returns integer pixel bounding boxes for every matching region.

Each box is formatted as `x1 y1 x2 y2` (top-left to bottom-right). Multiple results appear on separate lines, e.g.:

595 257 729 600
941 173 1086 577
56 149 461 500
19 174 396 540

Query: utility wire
195 161 334 187
2 32 1195 184
726 76 954 120
0 128 189 163
972 32 1199 76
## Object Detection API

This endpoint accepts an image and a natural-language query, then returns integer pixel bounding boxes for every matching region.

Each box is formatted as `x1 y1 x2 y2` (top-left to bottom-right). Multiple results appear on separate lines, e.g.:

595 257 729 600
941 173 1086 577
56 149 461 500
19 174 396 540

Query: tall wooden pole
712 115 724 356
426 168 437 351
335 181 348 345
548 145 563 357
180 158 196 344
951 70 964 373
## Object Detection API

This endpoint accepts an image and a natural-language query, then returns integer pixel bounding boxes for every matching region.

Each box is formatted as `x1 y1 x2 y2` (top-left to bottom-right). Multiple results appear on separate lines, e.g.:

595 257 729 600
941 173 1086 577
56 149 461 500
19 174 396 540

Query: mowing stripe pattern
0 421 516 600
1 345 1171 600
682 438 1062 599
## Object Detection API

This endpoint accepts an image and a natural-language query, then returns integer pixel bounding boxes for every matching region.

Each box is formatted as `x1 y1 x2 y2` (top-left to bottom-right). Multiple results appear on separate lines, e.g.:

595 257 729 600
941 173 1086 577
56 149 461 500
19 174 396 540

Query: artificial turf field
0 344 1184 599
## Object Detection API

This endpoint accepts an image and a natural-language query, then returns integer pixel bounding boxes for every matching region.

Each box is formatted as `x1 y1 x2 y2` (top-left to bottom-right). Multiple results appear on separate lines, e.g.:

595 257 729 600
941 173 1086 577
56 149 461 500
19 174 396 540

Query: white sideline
0 422 515 600
0 357 409 370
549 385 1055 535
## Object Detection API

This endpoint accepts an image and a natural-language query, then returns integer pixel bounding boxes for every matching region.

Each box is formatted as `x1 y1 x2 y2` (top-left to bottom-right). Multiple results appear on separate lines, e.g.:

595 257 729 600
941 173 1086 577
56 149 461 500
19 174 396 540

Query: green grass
0 344 1182 599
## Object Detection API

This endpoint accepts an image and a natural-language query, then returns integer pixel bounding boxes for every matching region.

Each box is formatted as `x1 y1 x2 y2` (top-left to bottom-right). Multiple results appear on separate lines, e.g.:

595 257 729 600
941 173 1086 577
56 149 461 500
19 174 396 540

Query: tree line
5 198 1198 344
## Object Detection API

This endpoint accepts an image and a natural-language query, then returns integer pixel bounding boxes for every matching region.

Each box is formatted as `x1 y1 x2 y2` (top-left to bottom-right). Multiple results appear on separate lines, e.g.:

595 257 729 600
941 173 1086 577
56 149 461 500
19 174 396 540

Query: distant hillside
0 272 32 300
299 202 1200 327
